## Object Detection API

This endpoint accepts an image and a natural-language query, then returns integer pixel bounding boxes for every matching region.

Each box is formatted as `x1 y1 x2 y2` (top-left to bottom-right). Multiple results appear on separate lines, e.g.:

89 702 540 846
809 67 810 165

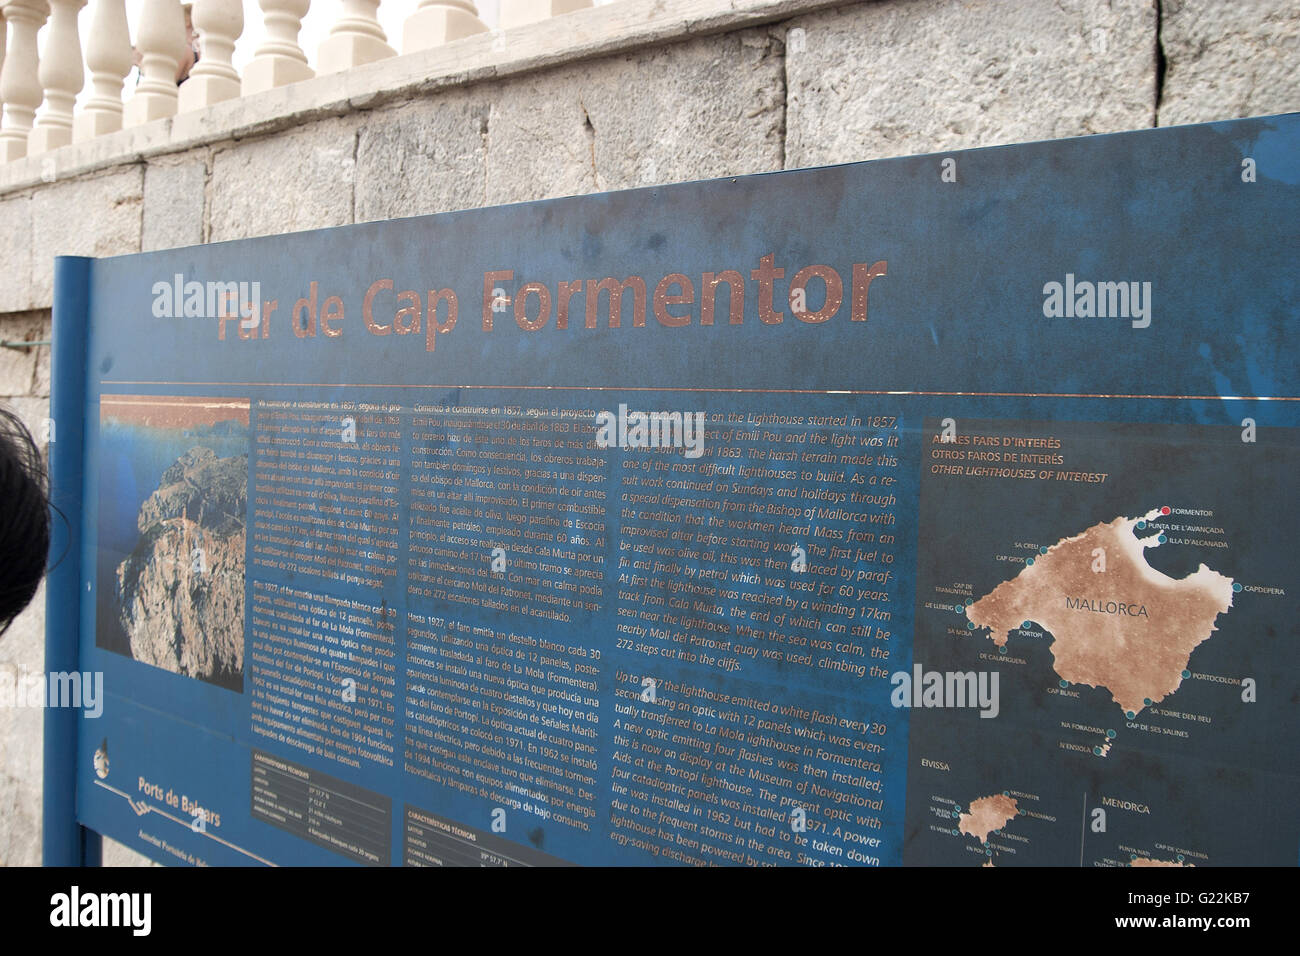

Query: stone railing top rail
0 0 847 196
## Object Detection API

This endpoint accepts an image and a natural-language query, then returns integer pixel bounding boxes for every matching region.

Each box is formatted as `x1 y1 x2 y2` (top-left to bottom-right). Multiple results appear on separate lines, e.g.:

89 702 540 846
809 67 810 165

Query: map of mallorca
965 508 1235 717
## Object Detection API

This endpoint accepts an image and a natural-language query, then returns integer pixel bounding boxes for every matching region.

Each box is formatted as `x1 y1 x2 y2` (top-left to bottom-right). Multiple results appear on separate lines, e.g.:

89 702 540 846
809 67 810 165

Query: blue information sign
47 113 1299 867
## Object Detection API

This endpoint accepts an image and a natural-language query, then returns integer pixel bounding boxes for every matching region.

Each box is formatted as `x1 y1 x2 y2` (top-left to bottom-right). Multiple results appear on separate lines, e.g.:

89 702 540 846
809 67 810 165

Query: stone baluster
498 0 591 31
178 0 244 111
0 0 50 162
74 0 132 141
29 0 85 153
123 0 188 127
402 0 486 55
242 0 313 95
318 0 394 73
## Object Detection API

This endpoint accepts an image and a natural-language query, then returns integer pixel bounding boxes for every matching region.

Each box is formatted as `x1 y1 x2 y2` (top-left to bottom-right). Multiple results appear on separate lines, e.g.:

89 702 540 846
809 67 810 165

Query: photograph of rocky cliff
97 396 250 692
115 446 247 688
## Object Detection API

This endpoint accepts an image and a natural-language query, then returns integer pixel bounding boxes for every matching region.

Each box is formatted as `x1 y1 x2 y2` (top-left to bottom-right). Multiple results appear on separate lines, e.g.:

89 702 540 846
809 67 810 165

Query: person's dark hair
0 406 51 637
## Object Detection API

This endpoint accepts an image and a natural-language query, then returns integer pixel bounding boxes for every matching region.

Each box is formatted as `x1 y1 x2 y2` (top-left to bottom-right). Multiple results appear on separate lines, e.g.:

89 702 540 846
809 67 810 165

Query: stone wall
0 0 1295 866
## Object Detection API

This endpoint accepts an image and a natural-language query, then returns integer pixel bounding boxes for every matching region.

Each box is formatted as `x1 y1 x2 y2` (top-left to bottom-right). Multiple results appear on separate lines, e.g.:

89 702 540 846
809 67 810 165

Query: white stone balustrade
318 0 395 73
123 0 189 126
499 0 591 30
402 0 486 55
0 0 50 162
0 0 600 162
74 0 132 140
29 0 84 153
242 0 314 94
179 0 245 110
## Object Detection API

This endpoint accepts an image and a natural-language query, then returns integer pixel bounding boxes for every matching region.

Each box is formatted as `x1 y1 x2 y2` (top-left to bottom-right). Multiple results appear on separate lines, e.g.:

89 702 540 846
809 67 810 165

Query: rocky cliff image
114 446 247 691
